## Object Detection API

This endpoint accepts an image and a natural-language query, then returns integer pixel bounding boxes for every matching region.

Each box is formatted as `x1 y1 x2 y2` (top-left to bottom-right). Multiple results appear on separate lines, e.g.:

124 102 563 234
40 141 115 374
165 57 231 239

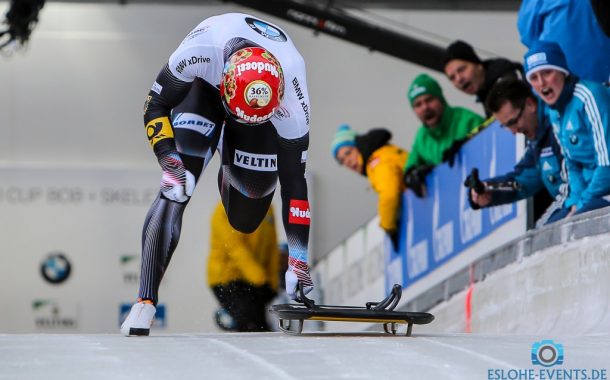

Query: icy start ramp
1 333 608 379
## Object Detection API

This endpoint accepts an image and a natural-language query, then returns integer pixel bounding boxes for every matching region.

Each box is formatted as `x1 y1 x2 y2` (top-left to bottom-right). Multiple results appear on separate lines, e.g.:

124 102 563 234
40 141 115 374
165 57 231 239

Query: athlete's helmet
220 46 285 124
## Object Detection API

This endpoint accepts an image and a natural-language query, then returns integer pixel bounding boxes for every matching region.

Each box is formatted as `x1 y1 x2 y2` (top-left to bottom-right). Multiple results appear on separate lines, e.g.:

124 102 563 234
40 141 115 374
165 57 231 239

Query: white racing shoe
120 301 156 336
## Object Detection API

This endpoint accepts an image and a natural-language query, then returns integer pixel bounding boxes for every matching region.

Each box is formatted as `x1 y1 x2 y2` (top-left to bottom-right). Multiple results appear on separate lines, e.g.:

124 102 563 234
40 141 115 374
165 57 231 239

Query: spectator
442 40 524 116
467 79 567 226
518 0 610 84
524 40 610 219
208 201 279 332
404 73 485 196
332 125 407 249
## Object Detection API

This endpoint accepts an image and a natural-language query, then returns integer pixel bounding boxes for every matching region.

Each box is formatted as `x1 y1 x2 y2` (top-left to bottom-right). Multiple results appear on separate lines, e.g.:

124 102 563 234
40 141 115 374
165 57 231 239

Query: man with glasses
466 79 568 226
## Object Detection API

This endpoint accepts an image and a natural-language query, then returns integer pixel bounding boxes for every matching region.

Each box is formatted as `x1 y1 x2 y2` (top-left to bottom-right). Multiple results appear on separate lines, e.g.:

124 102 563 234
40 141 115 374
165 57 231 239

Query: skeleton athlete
121 13 313 336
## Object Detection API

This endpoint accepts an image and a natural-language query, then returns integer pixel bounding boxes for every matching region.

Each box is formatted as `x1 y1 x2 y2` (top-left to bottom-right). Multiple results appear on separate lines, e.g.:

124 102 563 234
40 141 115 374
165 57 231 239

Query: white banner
0 166 221 333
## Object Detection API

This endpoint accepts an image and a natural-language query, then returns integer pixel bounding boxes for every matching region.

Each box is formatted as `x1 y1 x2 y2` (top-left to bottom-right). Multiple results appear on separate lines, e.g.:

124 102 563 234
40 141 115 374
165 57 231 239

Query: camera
531 340 564 367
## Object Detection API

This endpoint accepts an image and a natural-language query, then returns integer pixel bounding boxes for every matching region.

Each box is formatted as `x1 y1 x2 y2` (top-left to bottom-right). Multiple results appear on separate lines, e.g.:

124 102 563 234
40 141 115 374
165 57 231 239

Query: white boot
120 301 156 336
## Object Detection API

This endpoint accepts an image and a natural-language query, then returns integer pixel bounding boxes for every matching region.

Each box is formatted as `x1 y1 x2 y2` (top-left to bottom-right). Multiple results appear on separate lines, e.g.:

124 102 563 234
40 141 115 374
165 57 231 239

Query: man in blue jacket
524 40 610 219
466 79 567 226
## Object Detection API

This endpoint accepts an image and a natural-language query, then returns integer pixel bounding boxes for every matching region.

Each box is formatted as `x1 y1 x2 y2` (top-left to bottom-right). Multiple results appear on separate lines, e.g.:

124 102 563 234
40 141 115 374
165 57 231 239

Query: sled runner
269 284 434 336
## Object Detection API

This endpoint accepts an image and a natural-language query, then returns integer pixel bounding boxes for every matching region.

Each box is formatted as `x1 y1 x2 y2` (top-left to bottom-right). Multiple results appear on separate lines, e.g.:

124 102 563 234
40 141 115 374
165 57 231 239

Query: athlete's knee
223 190 273 233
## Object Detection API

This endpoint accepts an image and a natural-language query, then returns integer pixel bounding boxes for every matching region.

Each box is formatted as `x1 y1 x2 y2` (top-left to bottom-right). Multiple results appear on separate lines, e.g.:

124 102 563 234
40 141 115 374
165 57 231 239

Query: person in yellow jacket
208 201 279 332
331 125 408 249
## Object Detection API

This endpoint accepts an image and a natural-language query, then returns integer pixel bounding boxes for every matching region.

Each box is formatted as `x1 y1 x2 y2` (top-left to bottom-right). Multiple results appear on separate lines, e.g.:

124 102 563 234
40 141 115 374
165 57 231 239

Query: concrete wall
418 208 610 335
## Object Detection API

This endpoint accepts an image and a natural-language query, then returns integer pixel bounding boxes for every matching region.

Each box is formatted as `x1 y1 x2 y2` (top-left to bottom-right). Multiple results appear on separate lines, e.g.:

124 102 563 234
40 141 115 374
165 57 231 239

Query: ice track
1 332 608 379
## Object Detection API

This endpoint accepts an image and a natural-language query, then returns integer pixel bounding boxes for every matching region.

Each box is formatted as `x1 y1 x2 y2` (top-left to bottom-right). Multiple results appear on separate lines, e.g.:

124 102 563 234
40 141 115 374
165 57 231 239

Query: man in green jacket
404 73 485 197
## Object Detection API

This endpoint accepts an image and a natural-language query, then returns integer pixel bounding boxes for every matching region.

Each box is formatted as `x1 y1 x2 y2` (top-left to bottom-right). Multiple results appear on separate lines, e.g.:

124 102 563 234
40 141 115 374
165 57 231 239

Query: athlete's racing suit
139 13 313 302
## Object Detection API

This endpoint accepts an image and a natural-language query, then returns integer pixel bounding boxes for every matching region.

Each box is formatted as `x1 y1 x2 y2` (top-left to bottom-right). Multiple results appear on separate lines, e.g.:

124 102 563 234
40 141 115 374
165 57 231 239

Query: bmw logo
245 17 287 42
40 252 72 284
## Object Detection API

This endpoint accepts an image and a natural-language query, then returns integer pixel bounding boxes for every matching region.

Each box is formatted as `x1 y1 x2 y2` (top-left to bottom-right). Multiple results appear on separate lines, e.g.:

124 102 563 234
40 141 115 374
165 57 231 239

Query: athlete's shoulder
198 13 293 42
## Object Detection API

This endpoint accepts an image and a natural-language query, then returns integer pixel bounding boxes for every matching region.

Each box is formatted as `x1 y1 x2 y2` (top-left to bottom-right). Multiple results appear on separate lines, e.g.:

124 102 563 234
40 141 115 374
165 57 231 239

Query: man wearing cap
442 40 524 116
331 125 408 249
403 74 484 196
524 40 610 218
467 79 567 227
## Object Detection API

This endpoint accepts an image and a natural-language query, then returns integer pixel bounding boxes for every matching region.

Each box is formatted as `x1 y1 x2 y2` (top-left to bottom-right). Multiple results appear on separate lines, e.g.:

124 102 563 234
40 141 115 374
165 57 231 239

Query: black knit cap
442 40 482 69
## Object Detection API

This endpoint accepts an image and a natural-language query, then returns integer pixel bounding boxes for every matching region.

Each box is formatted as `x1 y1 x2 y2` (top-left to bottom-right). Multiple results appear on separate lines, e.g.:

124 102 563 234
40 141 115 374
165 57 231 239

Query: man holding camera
466 79 567 227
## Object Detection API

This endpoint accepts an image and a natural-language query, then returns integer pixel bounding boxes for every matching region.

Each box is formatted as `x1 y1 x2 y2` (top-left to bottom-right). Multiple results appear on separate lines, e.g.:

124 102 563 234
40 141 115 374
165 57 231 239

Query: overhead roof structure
48 0 520 10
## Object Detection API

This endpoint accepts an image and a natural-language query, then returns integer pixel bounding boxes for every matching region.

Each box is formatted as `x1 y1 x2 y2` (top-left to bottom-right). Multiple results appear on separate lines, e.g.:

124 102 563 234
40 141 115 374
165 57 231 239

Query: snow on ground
1 332 608 379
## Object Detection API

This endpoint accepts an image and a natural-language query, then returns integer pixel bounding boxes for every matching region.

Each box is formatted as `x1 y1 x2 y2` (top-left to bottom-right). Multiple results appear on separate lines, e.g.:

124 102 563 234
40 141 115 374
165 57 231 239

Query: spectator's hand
387 229 400 251
158 152 195 203
442 138 468 167
285 257 314 301
566 205 578 218
463 168 488 210
468 188 491 209
404 165 433 198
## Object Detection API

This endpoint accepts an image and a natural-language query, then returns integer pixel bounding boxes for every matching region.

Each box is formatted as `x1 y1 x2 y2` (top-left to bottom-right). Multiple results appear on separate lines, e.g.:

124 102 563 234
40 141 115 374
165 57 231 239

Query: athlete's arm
277 133 313 300
143 65 197 202
269 48 313 300
143 64 193 156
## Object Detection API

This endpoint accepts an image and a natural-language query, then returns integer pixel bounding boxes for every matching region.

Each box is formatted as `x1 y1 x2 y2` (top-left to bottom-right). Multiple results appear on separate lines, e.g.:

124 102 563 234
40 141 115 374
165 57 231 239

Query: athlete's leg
137 79 225 304
217 118 279 233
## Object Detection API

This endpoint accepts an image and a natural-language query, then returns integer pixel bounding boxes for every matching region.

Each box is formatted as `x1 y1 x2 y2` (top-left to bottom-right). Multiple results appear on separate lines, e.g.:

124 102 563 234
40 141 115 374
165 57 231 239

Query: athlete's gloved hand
158 152 195 203
285 257 314 301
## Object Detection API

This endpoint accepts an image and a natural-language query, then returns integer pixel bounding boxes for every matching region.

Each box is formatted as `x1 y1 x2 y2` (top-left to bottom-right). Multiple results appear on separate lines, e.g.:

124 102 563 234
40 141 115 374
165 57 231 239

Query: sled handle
297 281 316 309
366 284 402 311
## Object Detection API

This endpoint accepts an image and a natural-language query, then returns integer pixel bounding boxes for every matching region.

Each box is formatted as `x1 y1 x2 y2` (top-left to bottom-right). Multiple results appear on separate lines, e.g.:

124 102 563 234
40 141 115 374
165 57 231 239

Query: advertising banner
0 166 216 333
386 121 520 291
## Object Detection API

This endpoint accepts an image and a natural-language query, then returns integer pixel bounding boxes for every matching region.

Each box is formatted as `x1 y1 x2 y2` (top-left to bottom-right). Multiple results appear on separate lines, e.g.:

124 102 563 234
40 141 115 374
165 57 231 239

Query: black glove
404 165 433 198
388 230 400 252
442 138 469 167
463 168 485 210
